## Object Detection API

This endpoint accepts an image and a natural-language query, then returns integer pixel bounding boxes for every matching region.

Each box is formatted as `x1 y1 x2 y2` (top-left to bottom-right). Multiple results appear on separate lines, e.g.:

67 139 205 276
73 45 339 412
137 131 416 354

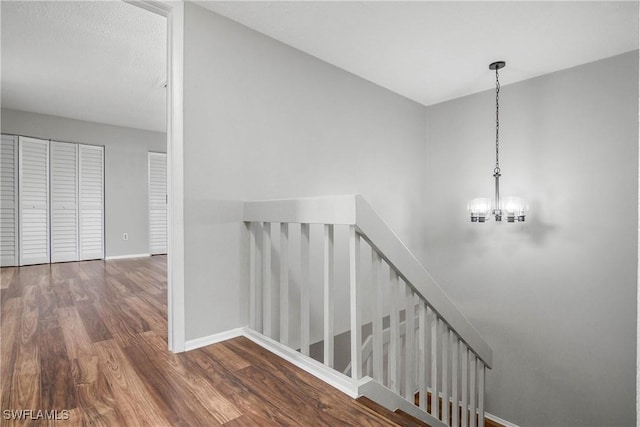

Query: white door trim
126 0 185 353
637 48 640 427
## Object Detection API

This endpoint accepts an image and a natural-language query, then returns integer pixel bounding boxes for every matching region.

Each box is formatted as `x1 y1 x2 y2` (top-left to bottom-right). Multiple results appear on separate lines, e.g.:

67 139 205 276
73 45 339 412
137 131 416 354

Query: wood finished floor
0 256 398 426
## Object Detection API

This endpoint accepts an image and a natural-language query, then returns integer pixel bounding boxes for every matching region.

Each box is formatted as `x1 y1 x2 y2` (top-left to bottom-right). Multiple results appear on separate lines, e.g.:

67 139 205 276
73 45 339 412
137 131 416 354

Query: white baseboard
486 412 520 427
184 327 245 351
104 253 151 260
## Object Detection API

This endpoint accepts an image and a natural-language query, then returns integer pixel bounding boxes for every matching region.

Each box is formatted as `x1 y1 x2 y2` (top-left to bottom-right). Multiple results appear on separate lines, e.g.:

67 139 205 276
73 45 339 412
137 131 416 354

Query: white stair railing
244 195 492 427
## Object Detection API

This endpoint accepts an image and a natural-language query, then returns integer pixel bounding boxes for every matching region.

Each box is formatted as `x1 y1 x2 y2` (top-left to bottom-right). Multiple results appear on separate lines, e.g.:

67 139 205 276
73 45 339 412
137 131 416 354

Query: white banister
280 222 289 346
349 225 362 380
243 195 492 427
249 222 257 330
461 342 469 427
354 195 491 368
478 359 485 427
372 251 384 383
300 223 310 356
323 224 334 368
430 307 439 420
256 223 263 333
244 195 492 368
452 333 459 427
389 269 401 394
442 323 449 425
470 353 477 427
244 195 357 225
263 222 272 337
405 288 416 402
419 300 427 411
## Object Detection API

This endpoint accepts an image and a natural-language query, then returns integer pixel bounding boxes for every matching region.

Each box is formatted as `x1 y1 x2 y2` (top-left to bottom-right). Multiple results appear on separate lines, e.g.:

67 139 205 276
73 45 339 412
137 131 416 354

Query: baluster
389 269 400 394
469 353 476 427
372 250 383 383
404 285 415 401
323 224 334 368
442 324 449 425
478 359 485 427
249 222 257 330
349 226 362 380
429 308 439 420
461 342 468 427
279 223 289 346
255 222 264 333
300 223 310 356
452 333 459 427
418 300 427 411
262 222 272 337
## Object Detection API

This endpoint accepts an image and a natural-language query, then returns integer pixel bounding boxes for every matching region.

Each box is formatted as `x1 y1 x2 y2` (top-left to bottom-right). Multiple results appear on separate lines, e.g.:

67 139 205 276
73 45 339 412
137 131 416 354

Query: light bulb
468 198 491 223
501 196 527 222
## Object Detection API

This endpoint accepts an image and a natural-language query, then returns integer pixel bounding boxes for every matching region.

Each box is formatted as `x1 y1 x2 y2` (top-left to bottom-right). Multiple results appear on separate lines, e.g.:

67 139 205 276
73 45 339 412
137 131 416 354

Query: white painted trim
243 195 357 225
123 0 172 16
127 0 185 354
165 0 185 354
486 412 521 427
184 327 245 351
105 253 151 261
637 39 640 427
242 327 359 398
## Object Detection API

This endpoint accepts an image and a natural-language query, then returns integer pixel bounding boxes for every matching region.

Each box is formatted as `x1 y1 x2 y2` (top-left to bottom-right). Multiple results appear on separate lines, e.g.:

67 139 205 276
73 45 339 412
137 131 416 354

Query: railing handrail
242 194 493 368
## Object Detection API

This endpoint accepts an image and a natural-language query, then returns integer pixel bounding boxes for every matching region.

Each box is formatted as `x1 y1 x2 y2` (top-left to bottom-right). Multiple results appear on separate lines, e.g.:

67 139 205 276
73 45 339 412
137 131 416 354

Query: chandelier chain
494 67 500 174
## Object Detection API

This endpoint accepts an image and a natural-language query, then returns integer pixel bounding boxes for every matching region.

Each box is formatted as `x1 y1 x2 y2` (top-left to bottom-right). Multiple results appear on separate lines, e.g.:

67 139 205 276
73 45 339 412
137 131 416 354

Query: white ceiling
197 1 639 106
1 1 166 132
1 2 637 134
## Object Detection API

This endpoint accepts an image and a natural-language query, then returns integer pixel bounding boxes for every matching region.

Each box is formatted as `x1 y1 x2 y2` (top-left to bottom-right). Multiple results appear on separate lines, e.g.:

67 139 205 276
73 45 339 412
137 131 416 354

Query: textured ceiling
197 1 639 106
1 1 166 132
1 1 637 133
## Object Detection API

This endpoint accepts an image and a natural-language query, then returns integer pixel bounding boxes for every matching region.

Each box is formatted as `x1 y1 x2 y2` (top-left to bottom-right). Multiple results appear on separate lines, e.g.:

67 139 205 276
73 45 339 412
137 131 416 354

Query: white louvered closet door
79 144 104 260
148 152 167 255
19 137 50 265
0 135 19 267
50 141 79 263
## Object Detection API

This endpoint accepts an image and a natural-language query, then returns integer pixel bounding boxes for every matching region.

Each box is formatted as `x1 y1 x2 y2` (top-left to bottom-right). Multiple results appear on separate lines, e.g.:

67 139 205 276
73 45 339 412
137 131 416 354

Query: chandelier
468 61 526 223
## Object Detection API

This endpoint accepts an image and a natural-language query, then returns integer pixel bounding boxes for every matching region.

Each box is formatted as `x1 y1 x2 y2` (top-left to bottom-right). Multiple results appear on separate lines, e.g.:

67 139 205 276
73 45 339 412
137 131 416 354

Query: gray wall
424 52 638 426
1 108 166 258
182 3 428 341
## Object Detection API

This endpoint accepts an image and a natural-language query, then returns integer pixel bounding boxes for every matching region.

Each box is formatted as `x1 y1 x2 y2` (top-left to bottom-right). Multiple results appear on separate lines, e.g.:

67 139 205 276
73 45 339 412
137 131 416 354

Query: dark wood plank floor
0 256 397 426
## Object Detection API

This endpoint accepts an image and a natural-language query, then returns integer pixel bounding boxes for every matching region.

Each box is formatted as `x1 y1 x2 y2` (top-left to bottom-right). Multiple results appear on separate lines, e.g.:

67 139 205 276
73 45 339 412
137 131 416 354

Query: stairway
244 195 494 427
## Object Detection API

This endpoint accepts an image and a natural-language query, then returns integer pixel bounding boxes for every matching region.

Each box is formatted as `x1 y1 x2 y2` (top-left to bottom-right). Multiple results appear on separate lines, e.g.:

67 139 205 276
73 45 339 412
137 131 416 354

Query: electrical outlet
123 233 128 241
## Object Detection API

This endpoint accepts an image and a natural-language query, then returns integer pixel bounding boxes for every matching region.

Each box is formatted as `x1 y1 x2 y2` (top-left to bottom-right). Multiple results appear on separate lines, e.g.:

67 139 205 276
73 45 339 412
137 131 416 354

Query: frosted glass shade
468 198 491 222
501 196 527 222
